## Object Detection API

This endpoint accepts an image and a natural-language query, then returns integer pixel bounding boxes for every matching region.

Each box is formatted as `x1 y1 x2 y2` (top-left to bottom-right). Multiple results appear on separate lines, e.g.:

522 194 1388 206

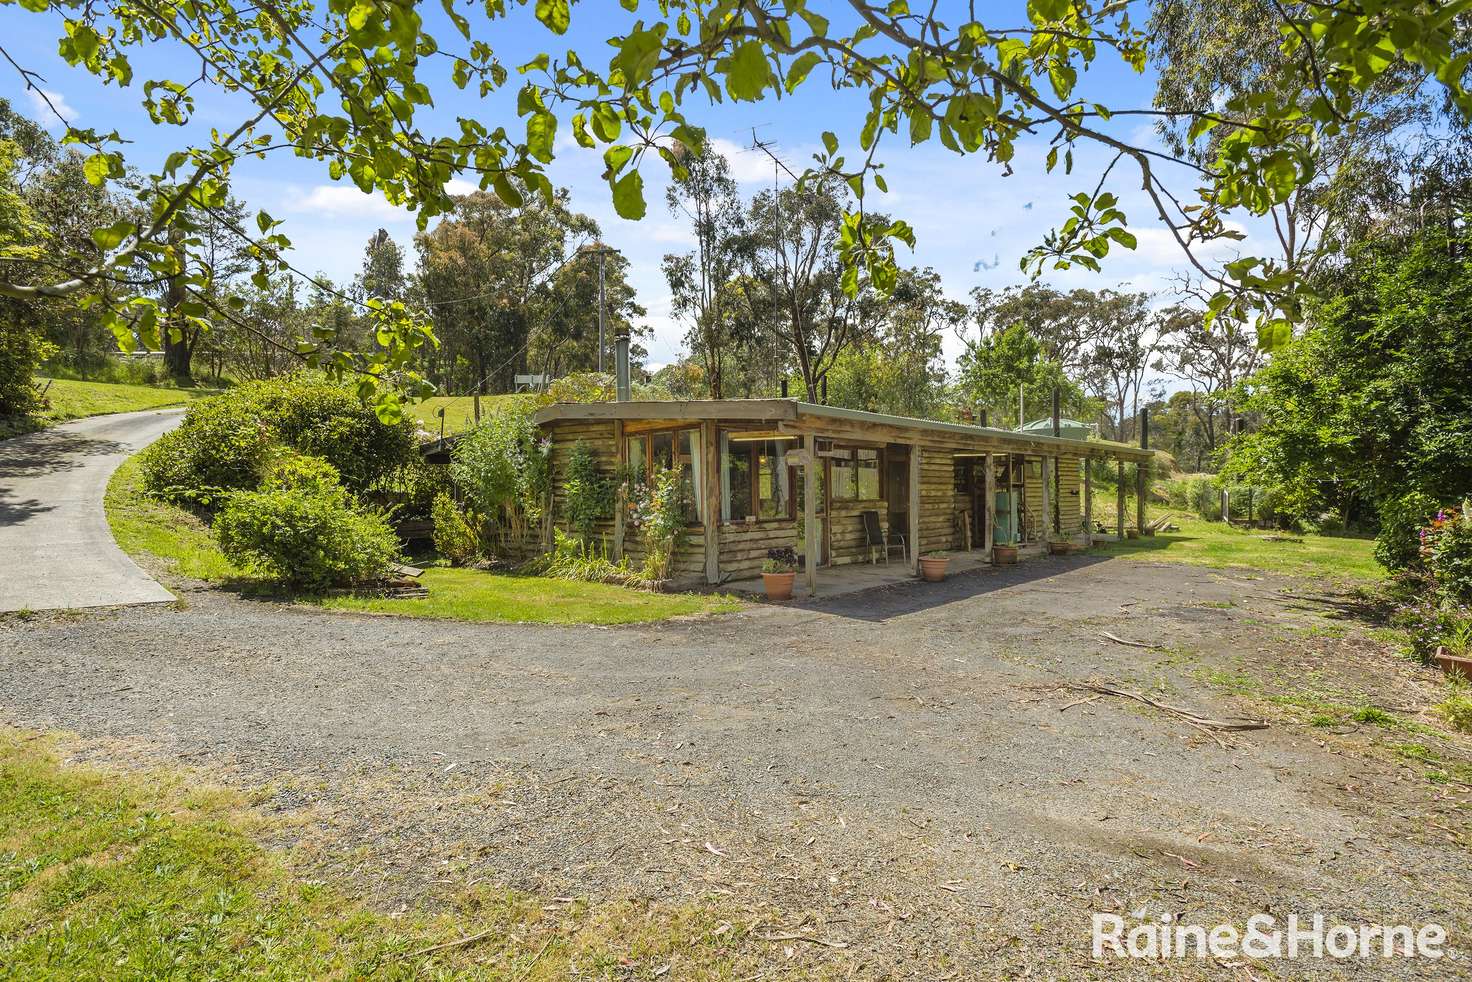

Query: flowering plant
762 547 798 574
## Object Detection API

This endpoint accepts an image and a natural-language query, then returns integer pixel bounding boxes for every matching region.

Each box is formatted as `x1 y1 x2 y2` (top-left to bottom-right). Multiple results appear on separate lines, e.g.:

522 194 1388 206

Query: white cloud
708 136 794 186
648 222 695 246
26 88 77 130
284 184 415 223
445 177 478 196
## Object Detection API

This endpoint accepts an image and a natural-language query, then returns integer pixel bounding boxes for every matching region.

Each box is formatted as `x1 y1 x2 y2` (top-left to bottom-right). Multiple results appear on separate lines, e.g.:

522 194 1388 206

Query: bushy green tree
954 323 1095 428
1223 226 1472 545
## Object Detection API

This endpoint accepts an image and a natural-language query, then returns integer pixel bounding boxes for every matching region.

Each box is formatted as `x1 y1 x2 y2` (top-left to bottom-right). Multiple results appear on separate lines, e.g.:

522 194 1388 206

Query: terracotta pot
919 557 949 582
1433 648 1472 679
762 571 796 601
992 545 1019 565
1048 541 1075 556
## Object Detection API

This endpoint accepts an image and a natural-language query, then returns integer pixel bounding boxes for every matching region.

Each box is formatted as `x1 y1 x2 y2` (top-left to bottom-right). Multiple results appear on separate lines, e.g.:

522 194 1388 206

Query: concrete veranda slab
0 409 182 613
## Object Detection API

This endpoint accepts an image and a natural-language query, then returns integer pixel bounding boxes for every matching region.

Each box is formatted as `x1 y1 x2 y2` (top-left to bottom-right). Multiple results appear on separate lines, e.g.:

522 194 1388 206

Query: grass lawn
40 377 218 422
0 728 753 980
317 567 742 624
407 393 530 437
1090 511 1382 584
106 455 740 625
3 378 220 439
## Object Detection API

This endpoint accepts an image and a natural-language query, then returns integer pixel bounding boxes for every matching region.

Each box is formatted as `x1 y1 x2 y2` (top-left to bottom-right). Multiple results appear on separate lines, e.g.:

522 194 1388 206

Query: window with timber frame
625 426 703 526
719 431 795 522
829 446 883 502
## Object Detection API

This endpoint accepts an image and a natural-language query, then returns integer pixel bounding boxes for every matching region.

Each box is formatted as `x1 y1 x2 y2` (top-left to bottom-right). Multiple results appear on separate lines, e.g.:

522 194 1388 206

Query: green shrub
139 394 273 503
214 487 399 589
563 440 613 544
243 375 415 492
449 404 550 542
1162 475 1221 521
431 493 479 566
1375 491 1438 572
529 529 641 585
633 467 687 582
139 373 414 503
1427 504 1472 604
261 451 342 494
0 317 57 417
1438 682 1472 732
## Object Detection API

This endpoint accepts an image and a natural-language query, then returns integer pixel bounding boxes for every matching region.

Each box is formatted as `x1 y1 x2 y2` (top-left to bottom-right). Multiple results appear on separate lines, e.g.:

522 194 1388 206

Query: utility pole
581 243 618 374
597 249 607 373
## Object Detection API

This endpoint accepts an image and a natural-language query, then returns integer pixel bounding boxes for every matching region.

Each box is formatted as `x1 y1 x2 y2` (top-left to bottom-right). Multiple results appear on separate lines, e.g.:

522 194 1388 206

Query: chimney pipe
614 334 631 402
780 378 788 398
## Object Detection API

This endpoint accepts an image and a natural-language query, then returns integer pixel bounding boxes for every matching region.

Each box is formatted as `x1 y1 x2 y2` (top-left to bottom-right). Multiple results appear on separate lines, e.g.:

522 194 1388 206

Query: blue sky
1 2 1260 371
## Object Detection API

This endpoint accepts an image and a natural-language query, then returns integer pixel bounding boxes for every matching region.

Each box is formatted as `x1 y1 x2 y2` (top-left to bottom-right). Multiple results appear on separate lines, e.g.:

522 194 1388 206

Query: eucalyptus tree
662 137 743 399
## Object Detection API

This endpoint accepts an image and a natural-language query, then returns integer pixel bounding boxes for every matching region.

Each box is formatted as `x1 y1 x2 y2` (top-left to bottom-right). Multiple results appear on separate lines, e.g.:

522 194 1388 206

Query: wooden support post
1040 457 1052 544
1083 458 1093 546
983 452 996 559
908 443 922 575
1137 407 1150 535
803 432 818 597
701 420 719 585
1116 460 1126 540
612 419 625 561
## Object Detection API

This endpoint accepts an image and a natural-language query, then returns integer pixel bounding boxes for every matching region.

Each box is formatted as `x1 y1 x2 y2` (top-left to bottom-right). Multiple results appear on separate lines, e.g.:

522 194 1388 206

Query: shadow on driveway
797 553 1114 622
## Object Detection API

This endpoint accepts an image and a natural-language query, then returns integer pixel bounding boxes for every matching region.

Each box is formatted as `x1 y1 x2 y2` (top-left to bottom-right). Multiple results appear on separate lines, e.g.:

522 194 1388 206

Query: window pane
830 449 857 502
679 429 702 524
651 431 674 473
755 439 792 518
856 448 880 500
626 436 648 485
723 435 752 521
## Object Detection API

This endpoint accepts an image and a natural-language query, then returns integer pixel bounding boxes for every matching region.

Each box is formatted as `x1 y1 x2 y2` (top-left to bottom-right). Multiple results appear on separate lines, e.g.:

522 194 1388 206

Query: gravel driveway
3 556 1469 978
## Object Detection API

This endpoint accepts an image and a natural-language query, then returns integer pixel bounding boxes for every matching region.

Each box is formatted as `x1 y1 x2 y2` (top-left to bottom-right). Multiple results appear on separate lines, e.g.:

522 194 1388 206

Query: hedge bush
1374 491 1438 572
139 374 415 503
431 492 479 566
1428 506 1472 605
214 485 399 589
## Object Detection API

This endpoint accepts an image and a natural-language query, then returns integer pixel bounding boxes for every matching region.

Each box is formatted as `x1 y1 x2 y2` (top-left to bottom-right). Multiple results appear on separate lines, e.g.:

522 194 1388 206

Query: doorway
884 445 909 546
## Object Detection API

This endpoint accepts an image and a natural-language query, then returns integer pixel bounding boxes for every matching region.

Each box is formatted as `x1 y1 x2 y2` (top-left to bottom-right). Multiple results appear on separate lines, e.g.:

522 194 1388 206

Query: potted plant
992 543 1019 565
1048 540 1076 556
919 551 950 582
761 547 799 601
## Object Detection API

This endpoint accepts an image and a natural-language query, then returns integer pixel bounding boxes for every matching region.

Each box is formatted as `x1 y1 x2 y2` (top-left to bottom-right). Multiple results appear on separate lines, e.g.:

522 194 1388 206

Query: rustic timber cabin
533 399 1155 593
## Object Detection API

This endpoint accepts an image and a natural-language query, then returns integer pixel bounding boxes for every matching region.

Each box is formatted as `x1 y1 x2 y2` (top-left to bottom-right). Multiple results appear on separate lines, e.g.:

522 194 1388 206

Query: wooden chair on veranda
862 510 907 565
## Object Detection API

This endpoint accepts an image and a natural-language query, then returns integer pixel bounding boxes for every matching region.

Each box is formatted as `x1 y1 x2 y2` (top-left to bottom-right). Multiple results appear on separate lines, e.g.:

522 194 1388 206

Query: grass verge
3 378 220 439
406 394 530 437
1090 513 1381 584
0 727 756 979
42 377 218 422
106 455 740 625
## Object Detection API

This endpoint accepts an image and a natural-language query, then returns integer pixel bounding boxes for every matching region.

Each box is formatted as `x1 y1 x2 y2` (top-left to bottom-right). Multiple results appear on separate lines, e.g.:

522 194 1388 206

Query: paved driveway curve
0 409 182 613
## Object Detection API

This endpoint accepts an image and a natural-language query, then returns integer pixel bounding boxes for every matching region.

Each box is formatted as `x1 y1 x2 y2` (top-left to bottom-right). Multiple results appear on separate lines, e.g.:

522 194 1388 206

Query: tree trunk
162 228 194 385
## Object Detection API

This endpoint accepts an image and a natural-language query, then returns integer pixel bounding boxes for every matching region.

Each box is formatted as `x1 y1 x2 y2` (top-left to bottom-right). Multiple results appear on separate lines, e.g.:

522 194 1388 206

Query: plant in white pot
761 547 799 601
